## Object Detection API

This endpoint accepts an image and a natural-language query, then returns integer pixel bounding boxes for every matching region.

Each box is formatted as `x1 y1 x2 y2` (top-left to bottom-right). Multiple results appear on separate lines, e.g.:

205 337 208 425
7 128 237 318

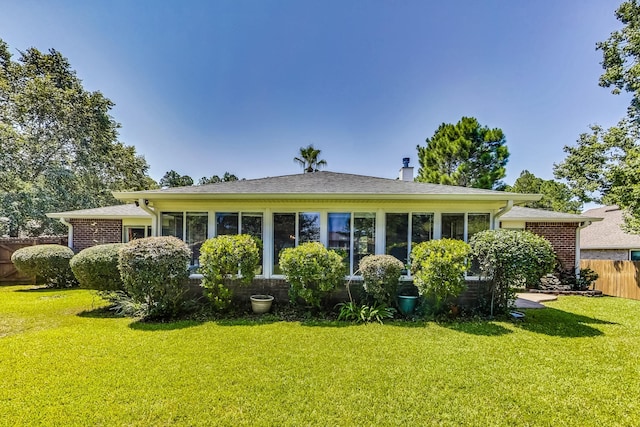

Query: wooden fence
580 259 640 301
0 237 67 284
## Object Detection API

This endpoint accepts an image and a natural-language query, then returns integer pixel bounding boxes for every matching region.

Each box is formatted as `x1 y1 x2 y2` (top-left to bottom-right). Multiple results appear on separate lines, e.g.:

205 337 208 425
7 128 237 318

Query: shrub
358 254 404 306
279 242 346 308
198 234 261 310
470 229 556 315
11 244 76 288
410 239 471 314
70 243 125 291
336 301 396 324
555 267 599 291
117 236 191 319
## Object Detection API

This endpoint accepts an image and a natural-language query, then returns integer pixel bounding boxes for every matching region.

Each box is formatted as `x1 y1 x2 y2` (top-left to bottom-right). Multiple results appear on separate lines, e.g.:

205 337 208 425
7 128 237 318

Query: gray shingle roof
580 205 640 249
501 206 602 222
47 204 149 219
113 171 538 201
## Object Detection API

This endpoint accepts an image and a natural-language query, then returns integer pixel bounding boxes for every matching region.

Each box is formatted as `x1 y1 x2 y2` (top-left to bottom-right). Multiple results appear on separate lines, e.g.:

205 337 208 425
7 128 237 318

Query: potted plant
250 294 274 313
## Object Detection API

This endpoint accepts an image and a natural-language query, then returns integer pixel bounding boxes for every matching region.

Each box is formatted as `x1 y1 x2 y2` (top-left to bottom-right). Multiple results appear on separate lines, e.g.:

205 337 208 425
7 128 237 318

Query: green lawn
1 285 639 426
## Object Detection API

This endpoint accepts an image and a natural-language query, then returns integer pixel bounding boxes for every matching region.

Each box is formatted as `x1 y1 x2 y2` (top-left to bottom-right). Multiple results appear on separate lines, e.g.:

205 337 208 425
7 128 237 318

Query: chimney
399 157 413 181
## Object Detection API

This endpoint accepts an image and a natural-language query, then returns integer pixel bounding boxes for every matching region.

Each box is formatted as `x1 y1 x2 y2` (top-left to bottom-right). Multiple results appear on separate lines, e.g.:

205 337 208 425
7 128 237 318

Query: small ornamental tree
117 236 191 319
359 254 404 306
70 243 124 291
11 244 76 288
198 234 261 310
470 229 556 316
279 242 346 308
410 239 471 314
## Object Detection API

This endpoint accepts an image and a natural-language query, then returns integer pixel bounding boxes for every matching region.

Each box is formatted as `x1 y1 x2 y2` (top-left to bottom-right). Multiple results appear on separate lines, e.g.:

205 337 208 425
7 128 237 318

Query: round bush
11 244 76 288
70 243 125 291
279 242 346 308
117 236 191 318
410 239 471 314
199 234 261 310
359 254 404 306
470 229 556 315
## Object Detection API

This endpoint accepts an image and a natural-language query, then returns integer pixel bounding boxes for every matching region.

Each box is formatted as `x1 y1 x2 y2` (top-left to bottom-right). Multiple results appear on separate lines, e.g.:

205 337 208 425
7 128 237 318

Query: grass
1 285 639 426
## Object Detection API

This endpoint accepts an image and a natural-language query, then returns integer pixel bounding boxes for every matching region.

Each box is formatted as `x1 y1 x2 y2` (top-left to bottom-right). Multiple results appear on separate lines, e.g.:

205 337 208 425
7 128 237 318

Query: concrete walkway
515 292 558 309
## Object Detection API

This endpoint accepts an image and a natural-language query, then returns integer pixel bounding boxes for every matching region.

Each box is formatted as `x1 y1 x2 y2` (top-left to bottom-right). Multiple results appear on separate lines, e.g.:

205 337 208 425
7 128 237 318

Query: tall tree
0 39 154 236
504 170 582 213
160 170 194 188
556 1 640 232
294 144 327 173
198 172 239 185
415 117 509 189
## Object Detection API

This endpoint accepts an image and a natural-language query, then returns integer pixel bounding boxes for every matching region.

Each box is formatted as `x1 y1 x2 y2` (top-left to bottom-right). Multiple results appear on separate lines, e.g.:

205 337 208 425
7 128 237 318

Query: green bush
11 244 76 288
279 242 346 308
70 243 124 291
470 229 556 315
358 254 404 306
410 239 471 314
199 234 261 310
117 236 191 319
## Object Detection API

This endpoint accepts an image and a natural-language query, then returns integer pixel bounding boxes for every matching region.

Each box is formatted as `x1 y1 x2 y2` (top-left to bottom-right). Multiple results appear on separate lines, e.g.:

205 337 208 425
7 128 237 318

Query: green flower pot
397 295 418 315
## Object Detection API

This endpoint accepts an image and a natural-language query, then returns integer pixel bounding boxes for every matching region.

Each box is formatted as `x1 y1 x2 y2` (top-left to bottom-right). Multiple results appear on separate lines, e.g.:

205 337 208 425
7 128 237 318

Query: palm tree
294 144 327 173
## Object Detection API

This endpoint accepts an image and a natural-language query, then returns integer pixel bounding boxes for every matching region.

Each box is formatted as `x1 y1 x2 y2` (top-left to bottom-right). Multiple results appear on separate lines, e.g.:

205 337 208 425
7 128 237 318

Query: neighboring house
581 205 640 261
47 165 601 276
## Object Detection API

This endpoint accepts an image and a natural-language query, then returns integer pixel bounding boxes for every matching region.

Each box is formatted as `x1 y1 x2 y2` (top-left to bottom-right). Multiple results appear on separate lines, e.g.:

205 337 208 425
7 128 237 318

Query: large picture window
161 212 208 266
385 213 434 264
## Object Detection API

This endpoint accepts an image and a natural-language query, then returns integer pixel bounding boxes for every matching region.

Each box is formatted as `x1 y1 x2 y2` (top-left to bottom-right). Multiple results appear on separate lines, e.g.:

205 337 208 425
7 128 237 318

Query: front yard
1 285 639 426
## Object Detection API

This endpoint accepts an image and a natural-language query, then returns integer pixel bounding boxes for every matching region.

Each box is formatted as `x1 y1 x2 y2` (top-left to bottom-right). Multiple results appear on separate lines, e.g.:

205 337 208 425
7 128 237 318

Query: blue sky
0 0 631 184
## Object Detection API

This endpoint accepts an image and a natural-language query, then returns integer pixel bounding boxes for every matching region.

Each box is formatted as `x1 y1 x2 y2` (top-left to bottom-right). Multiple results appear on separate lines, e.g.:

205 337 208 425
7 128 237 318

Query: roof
113 171 539 202
47 204 150 219
580 205 640 249
501 206 602 223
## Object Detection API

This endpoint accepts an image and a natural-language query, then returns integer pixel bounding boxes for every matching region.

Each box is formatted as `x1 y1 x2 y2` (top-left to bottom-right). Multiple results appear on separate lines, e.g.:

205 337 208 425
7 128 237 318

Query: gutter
575 220 593 274
493 200 514 229
136 198 158 236
59 218 73 249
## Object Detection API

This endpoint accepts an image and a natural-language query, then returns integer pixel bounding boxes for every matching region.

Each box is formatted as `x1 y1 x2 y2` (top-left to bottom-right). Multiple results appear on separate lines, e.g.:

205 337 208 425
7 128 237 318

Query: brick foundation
525 222 578 269
70 219 122 251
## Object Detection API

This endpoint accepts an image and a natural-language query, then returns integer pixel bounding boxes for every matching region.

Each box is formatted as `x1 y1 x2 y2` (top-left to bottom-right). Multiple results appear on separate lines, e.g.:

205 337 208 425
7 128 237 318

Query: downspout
59 218 73 250
137 198 158 236
493 200 514 229
576 221 592 275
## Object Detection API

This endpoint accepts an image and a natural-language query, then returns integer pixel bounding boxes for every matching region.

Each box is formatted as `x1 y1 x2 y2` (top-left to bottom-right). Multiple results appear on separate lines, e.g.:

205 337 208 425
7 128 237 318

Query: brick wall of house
525 222 578 269
70 219 122 251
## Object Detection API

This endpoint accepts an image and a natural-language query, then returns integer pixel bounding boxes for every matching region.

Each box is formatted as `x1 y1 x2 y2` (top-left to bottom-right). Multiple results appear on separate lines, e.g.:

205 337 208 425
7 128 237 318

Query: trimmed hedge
70 243 125 291
117 236 191 318
279 242 346 308
359 254 404 306
11 244 76 288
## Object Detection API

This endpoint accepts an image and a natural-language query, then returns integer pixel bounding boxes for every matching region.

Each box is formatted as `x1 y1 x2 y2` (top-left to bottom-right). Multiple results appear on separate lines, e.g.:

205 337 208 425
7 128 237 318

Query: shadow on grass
16 286 76 293
128 319 205 331
77 306 122 319
442 321 513 336
512 307 616 338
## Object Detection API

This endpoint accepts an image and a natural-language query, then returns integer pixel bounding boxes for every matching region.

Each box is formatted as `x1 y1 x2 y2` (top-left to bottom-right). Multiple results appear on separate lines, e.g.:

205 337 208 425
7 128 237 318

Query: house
47 165 602 277
580 205 640 261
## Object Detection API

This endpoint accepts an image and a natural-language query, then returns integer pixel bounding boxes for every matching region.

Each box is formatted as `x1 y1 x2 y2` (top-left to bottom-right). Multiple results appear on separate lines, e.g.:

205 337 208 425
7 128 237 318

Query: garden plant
199 234 261 310
11 244 76 288
70 243 124 291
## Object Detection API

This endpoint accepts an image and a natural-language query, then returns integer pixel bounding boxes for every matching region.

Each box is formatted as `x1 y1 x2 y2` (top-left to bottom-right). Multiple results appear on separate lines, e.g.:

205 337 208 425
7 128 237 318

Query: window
161 212 208 265
328 213 351 272
215 212 264 273
299 212 320 243
467 214 491 275
385 213 433 264
124 226 149 242
441 214 465 240
631 250 640 261
273 213 295 274
216 212 238 236
354 213 376 272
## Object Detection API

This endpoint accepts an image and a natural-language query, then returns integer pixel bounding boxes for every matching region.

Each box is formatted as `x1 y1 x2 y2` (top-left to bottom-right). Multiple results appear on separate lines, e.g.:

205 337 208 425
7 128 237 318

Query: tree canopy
555 1 640 232
198 172 239 185
294 144 327 173
504 170 582 213
0 39 154 236
415 117 509 189
159 170 194 188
